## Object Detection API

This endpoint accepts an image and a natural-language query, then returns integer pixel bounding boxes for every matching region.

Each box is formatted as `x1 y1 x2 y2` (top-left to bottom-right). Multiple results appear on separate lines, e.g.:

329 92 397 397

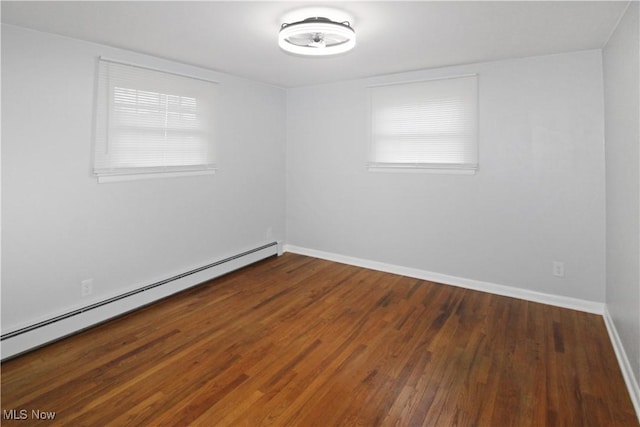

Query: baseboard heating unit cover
1 242 279 360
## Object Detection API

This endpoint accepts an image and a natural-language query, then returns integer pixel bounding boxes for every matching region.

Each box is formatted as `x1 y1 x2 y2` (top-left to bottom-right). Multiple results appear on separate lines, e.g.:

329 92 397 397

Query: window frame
93 57 218 183
367 74 479 174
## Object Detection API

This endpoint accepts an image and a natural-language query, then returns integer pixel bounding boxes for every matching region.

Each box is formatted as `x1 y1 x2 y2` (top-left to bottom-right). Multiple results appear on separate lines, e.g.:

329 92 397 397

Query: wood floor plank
1 253 638 426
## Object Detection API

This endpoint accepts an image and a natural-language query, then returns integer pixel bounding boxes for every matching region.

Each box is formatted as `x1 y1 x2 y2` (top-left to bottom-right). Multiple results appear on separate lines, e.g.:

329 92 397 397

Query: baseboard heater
1 242 280 361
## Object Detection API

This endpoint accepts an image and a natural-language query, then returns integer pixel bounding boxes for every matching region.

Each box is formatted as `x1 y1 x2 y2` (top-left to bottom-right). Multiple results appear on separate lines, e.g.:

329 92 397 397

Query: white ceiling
1 1 630 88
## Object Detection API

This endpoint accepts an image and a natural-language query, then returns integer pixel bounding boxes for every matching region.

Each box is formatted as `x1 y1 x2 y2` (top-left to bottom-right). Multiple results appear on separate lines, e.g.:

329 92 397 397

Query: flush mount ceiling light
279 17 356 56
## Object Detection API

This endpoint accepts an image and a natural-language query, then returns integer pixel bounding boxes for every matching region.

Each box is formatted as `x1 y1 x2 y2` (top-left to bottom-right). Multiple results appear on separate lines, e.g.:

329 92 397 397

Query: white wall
603 1 640 403
287 50 606 303
1 25 286 333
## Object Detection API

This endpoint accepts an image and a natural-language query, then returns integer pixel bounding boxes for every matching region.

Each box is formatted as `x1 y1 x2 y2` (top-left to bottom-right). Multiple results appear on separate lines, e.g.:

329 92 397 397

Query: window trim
367 74 478 174
96 170 216 184
93 57 219 183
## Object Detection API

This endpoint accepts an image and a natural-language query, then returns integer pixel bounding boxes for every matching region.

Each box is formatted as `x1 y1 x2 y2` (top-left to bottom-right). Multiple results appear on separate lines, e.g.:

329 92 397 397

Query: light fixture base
279 17 356 56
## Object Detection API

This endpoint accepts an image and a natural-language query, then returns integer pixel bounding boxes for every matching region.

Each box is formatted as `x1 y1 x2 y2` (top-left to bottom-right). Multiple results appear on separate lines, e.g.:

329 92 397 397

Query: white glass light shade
279 18 356 56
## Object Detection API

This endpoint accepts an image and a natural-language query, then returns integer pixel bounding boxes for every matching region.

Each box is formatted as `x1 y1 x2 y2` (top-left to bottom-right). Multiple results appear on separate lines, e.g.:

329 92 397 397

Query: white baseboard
1 243 278 360
284 245 604 314
603 308 640 421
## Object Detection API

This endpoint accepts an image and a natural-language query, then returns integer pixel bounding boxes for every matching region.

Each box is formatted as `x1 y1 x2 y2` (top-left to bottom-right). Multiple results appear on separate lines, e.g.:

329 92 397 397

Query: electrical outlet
552 261 565 278
81 279 93 297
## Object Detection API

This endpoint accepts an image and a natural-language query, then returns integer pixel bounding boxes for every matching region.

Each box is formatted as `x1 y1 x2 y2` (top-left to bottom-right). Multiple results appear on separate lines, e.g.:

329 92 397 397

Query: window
94 58 217 182
368 75 478 173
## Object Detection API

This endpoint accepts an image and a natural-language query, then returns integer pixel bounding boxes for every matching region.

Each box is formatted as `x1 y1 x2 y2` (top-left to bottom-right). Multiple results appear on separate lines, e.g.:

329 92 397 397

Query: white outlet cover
81 279 93 296
552 262 565 277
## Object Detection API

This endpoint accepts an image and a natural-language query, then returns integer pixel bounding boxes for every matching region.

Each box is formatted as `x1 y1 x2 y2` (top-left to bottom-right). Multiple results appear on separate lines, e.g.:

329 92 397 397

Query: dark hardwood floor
1 253 638 426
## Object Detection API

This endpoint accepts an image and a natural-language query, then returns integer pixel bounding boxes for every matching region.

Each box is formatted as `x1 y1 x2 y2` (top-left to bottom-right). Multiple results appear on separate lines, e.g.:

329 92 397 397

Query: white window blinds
369 75 478 172
94 58 217 181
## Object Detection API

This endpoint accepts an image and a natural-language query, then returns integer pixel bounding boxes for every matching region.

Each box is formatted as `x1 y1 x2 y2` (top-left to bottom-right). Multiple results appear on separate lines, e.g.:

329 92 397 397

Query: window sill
367 166 476 175
96 169 216 183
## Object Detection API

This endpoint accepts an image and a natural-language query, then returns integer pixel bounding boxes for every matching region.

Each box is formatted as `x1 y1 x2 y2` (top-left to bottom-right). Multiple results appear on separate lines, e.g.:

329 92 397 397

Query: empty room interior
1 1 639 425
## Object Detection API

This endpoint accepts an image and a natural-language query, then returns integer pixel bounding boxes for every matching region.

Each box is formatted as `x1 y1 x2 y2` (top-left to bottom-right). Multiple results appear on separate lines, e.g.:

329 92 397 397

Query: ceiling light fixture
279 17 356 56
